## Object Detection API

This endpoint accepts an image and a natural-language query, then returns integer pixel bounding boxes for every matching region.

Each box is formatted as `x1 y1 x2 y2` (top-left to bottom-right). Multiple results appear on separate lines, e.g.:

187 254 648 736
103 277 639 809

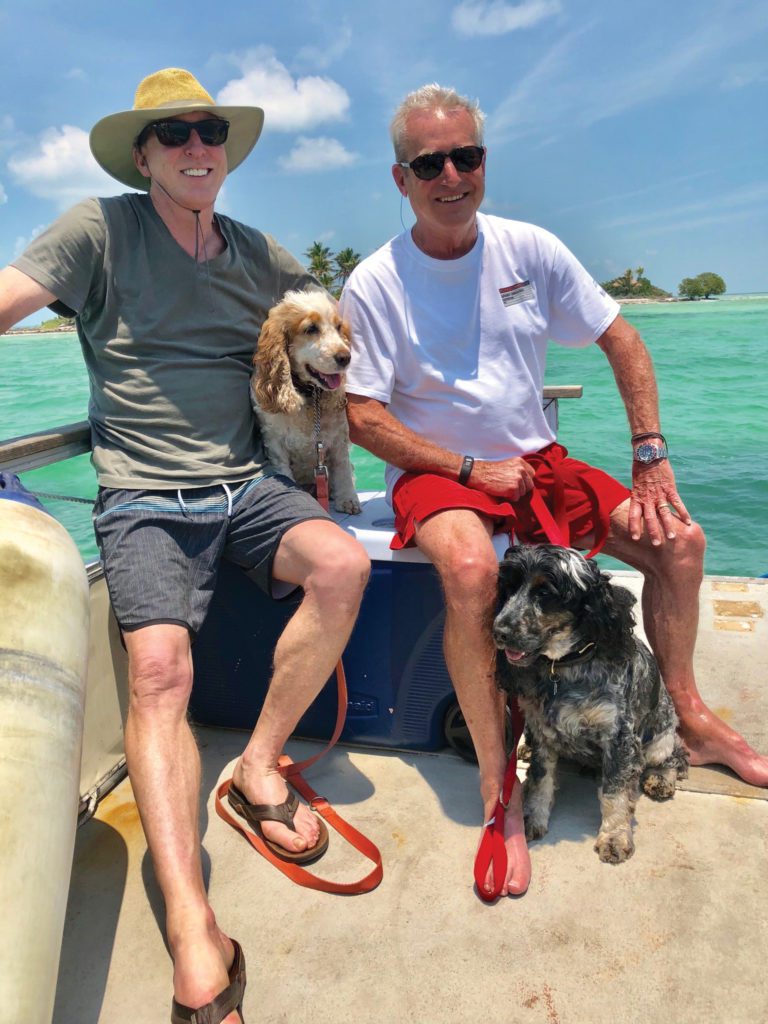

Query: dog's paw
524 816 549 842
516 740 532 763
642 769 677 801
334 495 362 514
594 831 635 864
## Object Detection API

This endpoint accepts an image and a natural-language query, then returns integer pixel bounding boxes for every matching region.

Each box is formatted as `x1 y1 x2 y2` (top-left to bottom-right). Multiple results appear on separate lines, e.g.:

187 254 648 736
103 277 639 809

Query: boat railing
0 386 583 474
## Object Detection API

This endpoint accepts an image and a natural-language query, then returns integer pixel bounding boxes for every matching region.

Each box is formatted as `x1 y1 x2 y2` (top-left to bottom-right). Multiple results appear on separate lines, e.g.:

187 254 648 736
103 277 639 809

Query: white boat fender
0 473 90 1024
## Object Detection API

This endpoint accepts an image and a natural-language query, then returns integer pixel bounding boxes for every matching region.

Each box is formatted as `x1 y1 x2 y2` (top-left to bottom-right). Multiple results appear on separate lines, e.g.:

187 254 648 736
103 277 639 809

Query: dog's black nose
335 353 351 368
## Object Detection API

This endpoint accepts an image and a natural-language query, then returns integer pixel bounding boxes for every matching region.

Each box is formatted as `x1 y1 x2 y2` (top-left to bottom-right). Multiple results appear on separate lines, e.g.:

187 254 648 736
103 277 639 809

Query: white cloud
294 25 353 71
0 115 17 159
489 9 768 143
601 183 768 231
720 62 768 90
279 136 359 173
7 125 126 208
217 48 350 132
0 181 6 204
14 225 47 258
452 0 561 37
65 68 88 82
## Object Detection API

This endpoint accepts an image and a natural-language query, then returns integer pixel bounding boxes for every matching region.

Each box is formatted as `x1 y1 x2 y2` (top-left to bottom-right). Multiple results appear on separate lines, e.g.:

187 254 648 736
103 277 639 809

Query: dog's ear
252 308 302 415
584 571 636 656
582 557 604 589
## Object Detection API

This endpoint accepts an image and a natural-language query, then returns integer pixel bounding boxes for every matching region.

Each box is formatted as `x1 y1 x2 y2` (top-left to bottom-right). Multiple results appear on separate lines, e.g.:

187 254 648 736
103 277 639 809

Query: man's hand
470 457 536 501
629 460 691 545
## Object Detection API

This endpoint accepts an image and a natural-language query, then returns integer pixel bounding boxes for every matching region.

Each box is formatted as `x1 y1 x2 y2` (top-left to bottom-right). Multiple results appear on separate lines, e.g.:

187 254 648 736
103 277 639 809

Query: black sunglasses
397 145 485 181
143 118 230 148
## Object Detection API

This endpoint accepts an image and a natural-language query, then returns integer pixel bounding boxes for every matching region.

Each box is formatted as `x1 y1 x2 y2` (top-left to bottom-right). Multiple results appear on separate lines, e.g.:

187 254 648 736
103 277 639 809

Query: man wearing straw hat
0 68 370 1023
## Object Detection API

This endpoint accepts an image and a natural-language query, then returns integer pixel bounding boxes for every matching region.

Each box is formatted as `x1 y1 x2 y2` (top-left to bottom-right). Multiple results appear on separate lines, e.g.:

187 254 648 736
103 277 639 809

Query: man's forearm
347 396 464 479
597 315 661 437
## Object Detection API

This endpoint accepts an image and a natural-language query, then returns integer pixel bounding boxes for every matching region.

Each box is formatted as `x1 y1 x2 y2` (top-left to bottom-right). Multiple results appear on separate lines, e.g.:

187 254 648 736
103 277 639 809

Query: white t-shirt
341 213 619 499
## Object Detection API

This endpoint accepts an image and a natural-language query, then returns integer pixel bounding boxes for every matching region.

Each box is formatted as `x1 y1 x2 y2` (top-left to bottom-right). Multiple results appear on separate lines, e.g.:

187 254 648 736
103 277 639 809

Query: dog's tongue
505 649 527 663
318 372 342 390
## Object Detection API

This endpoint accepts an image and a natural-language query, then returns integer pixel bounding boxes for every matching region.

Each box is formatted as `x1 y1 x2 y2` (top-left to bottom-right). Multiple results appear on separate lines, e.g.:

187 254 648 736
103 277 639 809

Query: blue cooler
190 492 509 752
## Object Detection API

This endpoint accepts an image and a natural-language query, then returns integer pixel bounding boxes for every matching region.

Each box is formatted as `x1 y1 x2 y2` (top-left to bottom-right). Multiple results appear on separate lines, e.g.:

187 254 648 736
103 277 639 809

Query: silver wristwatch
633 441 668 464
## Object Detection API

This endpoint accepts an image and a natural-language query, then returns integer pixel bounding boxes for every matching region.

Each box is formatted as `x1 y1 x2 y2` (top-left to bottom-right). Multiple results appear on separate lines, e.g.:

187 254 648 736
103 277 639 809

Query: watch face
636 443 662 463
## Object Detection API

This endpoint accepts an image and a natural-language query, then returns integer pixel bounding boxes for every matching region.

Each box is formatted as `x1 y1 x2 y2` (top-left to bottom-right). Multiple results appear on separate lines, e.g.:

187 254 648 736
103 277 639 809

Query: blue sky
2 0 766 325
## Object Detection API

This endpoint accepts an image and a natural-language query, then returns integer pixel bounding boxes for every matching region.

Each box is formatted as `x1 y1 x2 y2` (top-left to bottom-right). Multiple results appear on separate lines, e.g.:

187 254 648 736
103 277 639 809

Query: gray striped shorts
92 473 331 636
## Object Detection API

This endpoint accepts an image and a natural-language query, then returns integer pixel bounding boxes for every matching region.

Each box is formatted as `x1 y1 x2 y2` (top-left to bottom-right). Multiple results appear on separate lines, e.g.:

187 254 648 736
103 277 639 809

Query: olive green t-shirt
13 193 317 488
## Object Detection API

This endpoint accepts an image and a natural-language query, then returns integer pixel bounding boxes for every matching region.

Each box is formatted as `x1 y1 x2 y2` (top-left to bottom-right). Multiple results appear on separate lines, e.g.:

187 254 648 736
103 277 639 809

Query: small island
677 272 726 300
601 267 728 303
4 313 75 336
600 266 672 302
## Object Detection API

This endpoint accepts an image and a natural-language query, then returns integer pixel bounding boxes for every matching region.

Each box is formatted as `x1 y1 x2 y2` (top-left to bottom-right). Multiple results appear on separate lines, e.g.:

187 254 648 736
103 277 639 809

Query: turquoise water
2 295 767 574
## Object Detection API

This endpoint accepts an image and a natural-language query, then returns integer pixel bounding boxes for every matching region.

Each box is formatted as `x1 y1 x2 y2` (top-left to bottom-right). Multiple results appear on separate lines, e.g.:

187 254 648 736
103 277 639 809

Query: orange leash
215 452 383 894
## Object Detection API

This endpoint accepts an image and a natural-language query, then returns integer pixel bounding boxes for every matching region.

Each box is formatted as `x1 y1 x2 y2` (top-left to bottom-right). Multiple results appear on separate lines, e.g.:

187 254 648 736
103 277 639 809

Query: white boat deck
54 573 768 1024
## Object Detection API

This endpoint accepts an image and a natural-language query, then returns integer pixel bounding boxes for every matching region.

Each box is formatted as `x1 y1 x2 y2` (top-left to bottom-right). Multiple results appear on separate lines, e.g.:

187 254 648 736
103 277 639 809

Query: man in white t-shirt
341 83 768 899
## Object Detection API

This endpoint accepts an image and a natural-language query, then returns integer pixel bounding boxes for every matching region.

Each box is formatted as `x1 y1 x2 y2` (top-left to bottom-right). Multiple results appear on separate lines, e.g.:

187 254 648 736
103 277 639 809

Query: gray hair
390 84 485 162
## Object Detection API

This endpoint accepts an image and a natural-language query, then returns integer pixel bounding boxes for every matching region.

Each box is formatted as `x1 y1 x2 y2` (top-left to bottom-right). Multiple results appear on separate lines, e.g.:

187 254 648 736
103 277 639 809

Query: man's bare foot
478 783 531 898
231 760 322 854
171 928 242 1024
678 703 768 787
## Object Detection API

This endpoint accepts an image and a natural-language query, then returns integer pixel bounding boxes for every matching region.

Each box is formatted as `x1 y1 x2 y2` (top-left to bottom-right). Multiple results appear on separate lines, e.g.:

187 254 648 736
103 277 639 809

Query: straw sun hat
89 67 264 191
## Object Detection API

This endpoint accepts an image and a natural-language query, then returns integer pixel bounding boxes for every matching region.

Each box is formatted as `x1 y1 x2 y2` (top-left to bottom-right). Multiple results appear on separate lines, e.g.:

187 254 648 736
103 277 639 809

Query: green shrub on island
600 266 671 299
678 272 726 300
39 314 75 331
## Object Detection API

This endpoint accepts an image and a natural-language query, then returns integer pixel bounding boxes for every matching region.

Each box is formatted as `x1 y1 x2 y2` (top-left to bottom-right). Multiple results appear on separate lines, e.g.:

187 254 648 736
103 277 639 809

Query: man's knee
622 518 706 580
436 544 499 605
669 519 706 580
305 534 370 606
126 630 193 711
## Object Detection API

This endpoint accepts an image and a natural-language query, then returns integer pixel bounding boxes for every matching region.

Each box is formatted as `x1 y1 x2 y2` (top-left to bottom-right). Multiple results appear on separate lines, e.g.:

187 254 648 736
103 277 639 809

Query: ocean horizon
2 293 767 576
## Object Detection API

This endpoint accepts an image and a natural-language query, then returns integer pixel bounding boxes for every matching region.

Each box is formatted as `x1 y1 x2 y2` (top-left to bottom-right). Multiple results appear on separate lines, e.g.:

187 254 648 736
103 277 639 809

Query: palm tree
334 248 361 292
304 242 335 289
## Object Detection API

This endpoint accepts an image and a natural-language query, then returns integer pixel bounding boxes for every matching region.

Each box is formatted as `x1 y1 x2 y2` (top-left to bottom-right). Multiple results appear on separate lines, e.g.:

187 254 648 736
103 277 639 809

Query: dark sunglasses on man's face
147 118 230 148
397 145 485 181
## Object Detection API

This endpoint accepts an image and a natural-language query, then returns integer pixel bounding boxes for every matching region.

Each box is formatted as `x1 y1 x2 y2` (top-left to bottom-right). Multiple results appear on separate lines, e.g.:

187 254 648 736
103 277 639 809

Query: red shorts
390 443 630 554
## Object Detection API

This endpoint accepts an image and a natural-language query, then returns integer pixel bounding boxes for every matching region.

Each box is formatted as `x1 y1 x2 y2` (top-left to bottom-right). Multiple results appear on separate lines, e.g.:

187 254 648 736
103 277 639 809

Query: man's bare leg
232 520 370 852
124 624 242 1023
124 523 368 1017
602 500 768 786
415 509 531 896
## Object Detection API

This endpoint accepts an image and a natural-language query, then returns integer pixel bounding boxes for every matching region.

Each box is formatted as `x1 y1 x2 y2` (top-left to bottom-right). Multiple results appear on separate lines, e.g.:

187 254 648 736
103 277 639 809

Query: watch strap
458 455 475 485
631 431 667 446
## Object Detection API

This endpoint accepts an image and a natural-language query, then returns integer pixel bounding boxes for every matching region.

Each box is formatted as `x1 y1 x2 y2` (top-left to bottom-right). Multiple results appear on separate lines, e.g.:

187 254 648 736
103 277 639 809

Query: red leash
473 698 525 901
215 447 383 894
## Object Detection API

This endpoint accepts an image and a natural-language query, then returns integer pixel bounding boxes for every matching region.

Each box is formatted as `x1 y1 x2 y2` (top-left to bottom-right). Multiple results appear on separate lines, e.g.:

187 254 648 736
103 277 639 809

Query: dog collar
546 641 596 678
292 375 317 398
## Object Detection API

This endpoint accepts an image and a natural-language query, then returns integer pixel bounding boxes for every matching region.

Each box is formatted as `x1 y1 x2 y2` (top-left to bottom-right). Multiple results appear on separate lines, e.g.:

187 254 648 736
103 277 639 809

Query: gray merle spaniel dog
493 544 688 864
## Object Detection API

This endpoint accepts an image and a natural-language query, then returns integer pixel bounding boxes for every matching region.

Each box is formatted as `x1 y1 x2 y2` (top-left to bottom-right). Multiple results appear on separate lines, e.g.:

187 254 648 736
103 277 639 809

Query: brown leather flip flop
227 781 330 864
171 938 246 1024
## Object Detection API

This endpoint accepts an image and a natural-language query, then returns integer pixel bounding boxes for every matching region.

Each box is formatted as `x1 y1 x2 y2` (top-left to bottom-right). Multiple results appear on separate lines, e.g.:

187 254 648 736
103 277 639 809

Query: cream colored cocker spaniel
251 290 361 514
